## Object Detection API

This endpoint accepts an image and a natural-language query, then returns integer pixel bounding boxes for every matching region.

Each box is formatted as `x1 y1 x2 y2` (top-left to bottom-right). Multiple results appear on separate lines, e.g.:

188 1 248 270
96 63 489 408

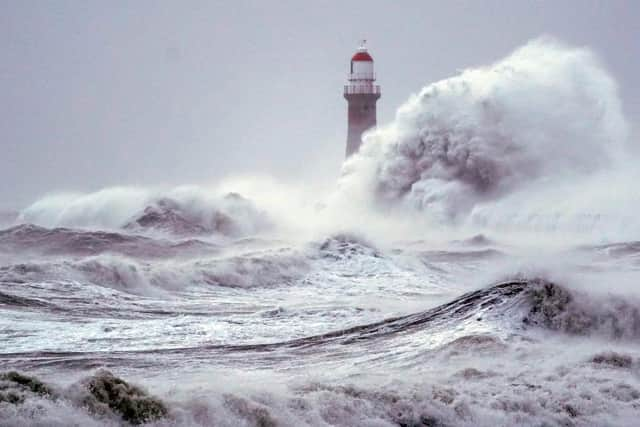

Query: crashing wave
4 278 640 426
0 249 310 297
1 370 458 427
338 38 630 231
19 188 272 238
124 193 270 237
520 280 640 338
207 278 640 348
317 233 381 260
4 362 637 427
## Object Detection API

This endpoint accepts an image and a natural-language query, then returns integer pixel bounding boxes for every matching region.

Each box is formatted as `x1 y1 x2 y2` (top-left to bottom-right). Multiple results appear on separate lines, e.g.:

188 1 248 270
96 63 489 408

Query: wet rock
1 371 53 396
0 390 23 404
0 371 55 404
81 369 168 425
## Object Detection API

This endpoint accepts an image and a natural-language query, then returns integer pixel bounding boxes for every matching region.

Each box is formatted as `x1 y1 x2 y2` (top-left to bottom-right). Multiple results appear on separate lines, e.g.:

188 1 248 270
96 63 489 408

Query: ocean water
2 215 640 426
3 37 640 426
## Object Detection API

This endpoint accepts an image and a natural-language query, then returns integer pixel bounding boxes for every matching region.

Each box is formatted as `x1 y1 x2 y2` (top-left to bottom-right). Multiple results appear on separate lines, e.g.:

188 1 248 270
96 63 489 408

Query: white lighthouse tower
344 41 381 157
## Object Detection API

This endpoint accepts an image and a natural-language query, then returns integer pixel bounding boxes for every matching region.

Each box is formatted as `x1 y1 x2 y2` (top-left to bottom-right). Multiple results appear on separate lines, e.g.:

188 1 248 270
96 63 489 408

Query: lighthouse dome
351 50 373 62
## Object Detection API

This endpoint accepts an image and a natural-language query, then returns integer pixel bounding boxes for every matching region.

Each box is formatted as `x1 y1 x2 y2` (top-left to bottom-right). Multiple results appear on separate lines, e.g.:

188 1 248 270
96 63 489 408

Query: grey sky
2 0 639 208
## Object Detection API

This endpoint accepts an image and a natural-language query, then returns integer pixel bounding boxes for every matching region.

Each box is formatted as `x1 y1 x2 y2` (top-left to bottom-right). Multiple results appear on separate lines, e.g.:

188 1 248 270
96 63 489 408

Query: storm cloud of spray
339 38 633 231
13 38 640 243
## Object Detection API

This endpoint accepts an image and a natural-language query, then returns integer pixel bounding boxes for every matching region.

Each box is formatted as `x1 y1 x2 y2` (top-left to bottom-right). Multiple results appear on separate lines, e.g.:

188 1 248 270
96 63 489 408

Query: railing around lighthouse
344 85 381 95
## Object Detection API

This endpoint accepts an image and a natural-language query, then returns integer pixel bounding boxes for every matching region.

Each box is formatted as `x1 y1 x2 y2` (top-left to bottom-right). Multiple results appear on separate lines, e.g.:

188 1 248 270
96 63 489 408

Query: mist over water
3 38 640 426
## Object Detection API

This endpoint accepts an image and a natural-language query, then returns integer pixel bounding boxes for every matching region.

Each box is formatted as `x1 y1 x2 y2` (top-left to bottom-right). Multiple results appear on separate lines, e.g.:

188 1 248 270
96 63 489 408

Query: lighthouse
344 41 381 157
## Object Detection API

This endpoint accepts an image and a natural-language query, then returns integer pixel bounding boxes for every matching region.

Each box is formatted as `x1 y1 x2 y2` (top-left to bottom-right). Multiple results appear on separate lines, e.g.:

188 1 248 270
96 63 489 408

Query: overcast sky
1 0 639 208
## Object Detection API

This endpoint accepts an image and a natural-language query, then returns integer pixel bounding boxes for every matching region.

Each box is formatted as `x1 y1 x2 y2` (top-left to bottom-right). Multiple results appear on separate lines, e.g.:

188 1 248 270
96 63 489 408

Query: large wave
338 38 636 237
18 187 271 238
5 278 640 426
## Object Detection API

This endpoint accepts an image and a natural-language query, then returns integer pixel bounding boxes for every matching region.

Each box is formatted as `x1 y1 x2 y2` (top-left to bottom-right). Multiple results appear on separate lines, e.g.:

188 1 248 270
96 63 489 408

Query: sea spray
338 37 631 231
